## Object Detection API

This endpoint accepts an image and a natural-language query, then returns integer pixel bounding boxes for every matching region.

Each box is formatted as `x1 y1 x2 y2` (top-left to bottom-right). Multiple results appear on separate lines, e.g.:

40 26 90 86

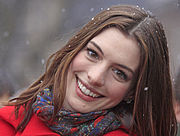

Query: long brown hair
8 5 177 136
175 70 180 102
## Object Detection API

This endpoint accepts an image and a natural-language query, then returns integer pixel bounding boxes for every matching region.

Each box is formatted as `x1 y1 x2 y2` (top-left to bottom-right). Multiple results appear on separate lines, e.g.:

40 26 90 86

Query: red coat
0 106 131 136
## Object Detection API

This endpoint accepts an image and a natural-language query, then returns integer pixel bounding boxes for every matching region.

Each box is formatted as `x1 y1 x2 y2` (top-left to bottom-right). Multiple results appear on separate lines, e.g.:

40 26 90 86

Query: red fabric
0 106 132 136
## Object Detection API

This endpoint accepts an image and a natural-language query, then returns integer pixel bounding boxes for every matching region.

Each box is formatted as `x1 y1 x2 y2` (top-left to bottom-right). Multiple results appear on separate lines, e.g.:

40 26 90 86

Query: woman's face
63 27 140 113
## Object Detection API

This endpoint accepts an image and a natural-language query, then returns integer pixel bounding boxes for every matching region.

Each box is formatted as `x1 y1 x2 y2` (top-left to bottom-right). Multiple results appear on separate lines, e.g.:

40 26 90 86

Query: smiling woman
64 27 140 113
0 5 177 136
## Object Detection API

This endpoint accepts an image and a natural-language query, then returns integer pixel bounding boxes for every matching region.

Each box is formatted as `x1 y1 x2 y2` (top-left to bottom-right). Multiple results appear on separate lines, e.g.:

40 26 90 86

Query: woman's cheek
107 82 130 98
71 53 88 70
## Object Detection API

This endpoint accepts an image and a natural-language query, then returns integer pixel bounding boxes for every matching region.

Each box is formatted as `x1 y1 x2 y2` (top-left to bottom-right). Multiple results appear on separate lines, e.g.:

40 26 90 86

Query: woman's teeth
77 80 100 98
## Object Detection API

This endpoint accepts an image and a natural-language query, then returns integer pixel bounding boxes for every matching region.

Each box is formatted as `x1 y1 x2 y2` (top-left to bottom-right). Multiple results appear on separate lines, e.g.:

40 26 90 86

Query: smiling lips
76 76 103 100
77 80 100 98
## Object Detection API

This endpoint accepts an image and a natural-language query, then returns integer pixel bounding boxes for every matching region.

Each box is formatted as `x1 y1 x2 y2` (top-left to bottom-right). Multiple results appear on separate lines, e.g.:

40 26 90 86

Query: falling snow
144 87 148 91
41 59 45 65
90 8 94 12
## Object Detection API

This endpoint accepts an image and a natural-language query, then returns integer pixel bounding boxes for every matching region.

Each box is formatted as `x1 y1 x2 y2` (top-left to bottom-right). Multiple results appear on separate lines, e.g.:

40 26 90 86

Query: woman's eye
112 68 128 81
87 48 99 59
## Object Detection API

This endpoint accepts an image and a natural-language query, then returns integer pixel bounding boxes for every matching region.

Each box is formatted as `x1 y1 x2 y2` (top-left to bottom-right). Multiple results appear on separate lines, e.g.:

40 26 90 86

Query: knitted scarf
32 88 121 136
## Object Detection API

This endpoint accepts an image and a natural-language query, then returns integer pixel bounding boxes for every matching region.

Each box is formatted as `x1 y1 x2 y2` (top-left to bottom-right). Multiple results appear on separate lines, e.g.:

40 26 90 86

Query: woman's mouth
75 75 104 101
77 80 100 98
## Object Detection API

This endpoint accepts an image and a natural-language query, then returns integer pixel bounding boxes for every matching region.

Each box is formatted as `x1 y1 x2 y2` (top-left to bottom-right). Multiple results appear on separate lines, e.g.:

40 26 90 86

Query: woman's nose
87 64 106 87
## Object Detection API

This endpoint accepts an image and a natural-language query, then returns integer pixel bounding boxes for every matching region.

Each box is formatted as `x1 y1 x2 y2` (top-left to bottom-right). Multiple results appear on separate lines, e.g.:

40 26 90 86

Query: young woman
0 5 177 136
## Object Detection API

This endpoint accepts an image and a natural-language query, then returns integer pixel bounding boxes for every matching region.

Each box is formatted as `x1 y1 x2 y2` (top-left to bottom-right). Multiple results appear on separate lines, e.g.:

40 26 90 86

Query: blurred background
0 0 180 102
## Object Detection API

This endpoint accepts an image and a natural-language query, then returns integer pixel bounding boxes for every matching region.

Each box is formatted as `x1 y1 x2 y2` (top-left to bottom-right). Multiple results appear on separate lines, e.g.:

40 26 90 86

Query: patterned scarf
32 88 121 136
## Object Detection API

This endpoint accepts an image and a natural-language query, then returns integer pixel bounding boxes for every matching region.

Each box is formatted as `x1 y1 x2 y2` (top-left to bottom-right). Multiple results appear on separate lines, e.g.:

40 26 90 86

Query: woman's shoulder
0 106 136 136
0 105 16 113
0 106 59 135
104 129 128 136
104 127 136 136
0 106 19 135
0 106 20 126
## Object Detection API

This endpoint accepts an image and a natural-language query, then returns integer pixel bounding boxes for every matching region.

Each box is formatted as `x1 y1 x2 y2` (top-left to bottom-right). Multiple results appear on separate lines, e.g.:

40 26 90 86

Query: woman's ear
123 89 134 104
123 96 133 104
174 101 180 123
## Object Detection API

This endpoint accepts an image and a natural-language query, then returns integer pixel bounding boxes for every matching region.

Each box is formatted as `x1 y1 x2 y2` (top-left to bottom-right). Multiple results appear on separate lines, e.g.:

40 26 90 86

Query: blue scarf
32 88 121 136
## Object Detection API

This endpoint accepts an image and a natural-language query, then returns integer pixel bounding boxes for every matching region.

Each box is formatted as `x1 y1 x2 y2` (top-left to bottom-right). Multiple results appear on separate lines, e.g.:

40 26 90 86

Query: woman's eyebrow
89 41 104 55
